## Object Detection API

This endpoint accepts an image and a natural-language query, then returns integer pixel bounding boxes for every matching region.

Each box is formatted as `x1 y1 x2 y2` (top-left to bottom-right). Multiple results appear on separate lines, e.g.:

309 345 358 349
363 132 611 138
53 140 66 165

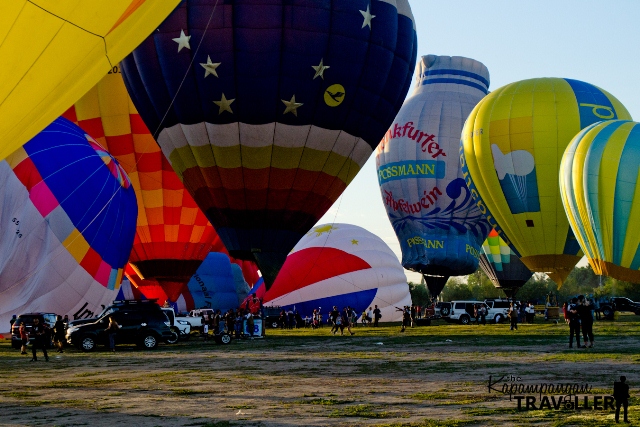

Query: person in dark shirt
53 315 66 353
579 296 594 348
568 298 581 348
373 305 381 327
329 306 340 335
30 318 49 362
613 376 630 423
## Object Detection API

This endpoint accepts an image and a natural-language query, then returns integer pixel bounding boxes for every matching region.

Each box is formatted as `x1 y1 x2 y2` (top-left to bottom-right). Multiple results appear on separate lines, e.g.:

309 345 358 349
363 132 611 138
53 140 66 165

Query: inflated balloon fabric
120 0 417 286
560 120 640 283
479 229 532 294
0 0 180 161
377 55 491 278
63 72 219 299
0 118 137 329
461 78 631 287
253 223 411 322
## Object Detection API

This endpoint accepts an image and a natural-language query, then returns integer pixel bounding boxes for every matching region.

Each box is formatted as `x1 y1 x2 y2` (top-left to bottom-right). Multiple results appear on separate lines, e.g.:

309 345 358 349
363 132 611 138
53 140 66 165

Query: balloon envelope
0 118 137 329
0 0 179 161
63 72 220 300
479 229 533 296
376 55 491 279
560 120 640 283
252 224 411 322
460 78 632 287
121 0 417 287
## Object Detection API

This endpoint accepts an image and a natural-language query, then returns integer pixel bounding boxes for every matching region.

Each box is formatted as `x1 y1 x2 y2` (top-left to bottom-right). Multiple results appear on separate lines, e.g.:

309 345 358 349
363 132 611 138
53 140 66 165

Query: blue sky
317 0 640 283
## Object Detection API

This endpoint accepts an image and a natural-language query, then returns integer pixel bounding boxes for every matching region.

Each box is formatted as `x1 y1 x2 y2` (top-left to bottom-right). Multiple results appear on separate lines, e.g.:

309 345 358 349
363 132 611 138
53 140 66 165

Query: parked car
484 299 511 323
435 302 452 317
599 297 640 320
68 299 163 328
447 301 479 325
161 308 191 342
66 300 173 351
263 306 282 328
11 313 57 349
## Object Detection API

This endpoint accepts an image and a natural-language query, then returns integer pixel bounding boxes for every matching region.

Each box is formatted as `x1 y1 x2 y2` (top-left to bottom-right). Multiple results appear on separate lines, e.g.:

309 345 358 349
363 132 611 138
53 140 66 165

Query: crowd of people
9 314 69 361
506 302 537 330
195 295 264 339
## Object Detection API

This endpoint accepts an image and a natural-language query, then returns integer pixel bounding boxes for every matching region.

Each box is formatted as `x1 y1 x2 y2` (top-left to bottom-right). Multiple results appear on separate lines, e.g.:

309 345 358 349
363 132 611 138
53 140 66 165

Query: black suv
11 313 57 349
66 300 173 351
599 297 640 320
263 306 282 328
68 299 163 327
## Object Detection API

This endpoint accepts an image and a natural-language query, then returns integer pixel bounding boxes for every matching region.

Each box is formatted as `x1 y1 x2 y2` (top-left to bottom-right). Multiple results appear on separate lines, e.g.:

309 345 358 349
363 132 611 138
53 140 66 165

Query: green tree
408 282 430 306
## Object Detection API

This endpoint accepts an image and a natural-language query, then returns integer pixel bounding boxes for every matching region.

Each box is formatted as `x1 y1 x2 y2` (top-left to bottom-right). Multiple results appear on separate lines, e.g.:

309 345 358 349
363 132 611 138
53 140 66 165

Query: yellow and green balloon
560 120 640 283
460 77 631 287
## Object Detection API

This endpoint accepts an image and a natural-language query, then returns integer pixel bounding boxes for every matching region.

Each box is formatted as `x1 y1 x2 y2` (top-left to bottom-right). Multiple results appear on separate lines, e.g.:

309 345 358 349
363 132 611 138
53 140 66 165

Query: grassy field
1 316 640 426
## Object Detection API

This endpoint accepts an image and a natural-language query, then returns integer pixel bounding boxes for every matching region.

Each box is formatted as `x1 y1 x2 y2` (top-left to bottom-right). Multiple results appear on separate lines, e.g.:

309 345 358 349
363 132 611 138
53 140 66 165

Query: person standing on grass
613 376 630 423
340 307 354 336
568 298 582 348
410 305 416 327
366 307 373 326
473 304 480 325
373 305 381 327
235 309 243 338
30 318 49 362
579 296 594 348
479 304 487 325
105 317 120 352
53 315 66 353
329 306 340 335
19 322 28 355
245 311 255 338
508 303 518 331
398 306 410 332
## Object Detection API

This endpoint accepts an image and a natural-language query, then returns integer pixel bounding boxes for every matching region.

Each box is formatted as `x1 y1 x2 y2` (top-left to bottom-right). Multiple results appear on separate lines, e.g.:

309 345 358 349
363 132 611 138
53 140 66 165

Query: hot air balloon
184 253 250 312
248 224 412 322
376 55 491 296
125 253 250 312
0 0 179 161
479 229 533 298
460 78 632 287
0 118 137 329
62 72 221 302
120 0 418 287
560 120 640 283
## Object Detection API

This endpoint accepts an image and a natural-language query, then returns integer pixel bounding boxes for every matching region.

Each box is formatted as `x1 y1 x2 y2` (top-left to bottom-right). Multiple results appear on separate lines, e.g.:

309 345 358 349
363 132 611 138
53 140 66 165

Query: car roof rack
112 299 159 305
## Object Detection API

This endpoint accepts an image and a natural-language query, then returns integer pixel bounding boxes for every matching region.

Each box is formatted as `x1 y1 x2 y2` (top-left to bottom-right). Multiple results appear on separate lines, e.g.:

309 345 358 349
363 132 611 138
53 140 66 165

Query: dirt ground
1 319 640 427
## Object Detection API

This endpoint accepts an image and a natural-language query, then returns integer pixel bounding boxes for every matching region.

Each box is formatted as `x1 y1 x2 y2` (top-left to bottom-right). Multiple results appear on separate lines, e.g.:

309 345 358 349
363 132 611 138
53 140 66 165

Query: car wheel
495 314 503 324
271 321 279 328
440 307 450 317
460 315 470 325
602 306 614 319
140 333 158 350
219 333 232 345
166 327 180 344
80 335 96 352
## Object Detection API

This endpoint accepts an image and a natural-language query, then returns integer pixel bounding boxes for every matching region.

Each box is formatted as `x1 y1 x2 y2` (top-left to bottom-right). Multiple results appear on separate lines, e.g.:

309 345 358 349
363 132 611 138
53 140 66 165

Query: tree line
408 265 640 305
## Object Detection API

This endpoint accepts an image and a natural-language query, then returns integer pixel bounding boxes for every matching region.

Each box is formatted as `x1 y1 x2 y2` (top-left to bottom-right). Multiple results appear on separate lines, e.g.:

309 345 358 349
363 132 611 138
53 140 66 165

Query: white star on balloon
312 59 330 80
282 95 303 116
213 93 235 114
172 29 191 52
200 56 221 78
360 5 376 30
